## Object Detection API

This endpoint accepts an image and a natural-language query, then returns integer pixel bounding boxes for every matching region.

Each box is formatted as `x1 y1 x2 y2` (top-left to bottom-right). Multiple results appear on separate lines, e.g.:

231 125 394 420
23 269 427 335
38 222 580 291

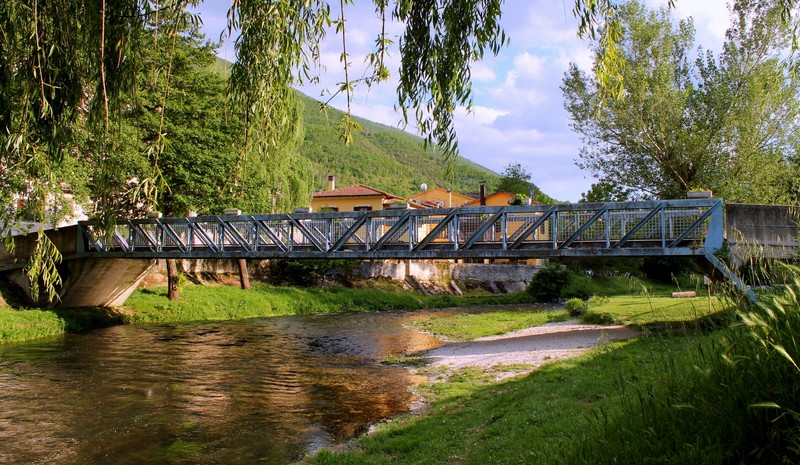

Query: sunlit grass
411 307 569 341
583 294 732 327
123 284 533 324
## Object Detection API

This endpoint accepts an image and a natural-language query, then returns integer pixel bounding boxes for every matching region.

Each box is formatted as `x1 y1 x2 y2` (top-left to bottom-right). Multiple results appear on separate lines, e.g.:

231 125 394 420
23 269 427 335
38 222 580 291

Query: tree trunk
166 259 180 301
238 258 251 290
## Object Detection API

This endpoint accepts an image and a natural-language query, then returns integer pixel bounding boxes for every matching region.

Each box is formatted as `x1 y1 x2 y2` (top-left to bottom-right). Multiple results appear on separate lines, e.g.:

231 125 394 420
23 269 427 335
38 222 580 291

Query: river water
0 311 447 464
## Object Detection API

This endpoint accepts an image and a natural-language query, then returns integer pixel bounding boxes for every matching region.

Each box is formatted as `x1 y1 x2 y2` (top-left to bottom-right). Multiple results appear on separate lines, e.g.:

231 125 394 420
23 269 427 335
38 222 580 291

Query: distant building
409 186 477 208
311 175 411 212
465 191 520 207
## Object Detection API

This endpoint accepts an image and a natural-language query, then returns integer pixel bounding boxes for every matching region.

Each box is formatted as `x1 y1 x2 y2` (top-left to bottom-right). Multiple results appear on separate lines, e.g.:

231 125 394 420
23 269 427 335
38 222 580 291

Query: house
311 175 410 212
465 191 516 207
408 186 477 208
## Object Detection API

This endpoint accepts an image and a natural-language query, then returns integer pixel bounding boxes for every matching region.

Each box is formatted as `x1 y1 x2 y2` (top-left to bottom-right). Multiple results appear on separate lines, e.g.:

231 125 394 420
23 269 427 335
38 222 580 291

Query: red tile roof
313 184 403 199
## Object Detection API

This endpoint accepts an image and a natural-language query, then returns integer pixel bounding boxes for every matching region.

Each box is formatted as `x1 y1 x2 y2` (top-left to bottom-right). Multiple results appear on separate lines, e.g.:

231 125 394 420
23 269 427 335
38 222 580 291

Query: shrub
562 273 593 300
565 298 587 317
580 311 615 325
527 263 572 302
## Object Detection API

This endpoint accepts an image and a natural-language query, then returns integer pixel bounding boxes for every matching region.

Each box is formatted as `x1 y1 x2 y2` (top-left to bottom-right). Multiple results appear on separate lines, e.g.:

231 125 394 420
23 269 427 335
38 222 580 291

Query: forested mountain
214 58 499 197
296 93 503 197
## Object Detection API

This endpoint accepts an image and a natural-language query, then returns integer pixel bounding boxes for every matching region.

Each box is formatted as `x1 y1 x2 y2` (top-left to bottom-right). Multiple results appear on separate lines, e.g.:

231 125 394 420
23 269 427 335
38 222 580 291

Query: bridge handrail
75 198 724 260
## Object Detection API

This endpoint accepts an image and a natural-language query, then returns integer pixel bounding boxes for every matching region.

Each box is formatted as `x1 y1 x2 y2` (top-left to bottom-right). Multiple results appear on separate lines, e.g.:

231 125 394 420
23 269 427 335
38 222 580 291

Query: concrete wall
58 258 156 307
726 204 800 262
5 257 155 307
359 260 540 294
140 259 270 287
0 225 79 270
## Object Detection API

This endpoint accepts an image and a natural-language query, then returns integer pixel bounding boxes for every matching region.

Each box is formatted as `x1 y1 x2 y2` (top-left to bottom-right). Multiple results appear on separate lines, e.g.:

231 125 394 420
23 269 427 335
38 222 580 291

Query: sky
194 0 730 202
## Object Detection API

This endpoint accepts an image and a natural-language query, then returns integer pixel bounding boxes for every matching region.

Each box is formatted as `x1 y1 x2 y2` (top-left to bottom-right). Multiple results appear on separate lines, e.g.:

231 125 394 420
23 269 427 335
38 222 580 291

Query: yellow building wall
466 192 515 207
311 195 386 212
410 187 475 207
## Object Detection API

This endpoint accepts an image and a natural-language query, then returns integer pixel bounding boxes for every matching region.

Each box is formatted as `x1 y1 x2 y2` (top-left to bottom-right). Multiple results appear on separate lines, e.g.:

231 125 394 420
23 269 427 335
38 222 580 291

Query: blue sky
193 0 729 202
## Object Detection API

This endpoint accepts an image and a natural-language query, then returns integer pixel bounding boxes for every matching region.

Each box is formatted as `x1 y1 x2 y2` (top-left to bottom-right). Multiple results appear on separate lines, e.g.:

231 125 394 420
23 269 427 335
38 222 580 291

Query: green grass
312 273 800 465
123 284 533 324
582 294 733 329
0 307 66 343
412 307 570 341
0 306 127 344
311 335 709 465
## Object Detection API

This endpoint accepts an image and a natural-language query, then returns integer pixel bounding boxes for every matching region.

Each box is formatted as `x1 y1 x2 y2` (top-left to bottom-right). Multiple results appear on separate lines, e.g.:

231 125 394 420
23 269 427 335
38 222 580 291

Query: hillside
213 57 554 200
297 93 501 197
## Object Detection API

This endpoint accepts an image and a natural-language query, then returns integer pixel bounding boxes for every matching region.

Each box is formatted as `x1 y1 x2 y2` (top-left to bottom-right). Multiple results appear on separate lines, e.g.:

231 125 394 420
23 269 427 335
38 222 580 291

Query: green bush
580 311 615 325
565 298 587 317
527 263 572 302
562 273 593 300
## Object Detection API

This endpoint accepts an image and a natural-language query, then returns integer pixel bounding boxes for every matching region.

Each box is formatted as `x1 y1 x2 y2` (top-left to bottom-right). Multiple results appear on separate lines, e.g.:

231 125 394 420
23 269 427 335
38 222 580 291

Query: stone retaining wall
142 259 541 294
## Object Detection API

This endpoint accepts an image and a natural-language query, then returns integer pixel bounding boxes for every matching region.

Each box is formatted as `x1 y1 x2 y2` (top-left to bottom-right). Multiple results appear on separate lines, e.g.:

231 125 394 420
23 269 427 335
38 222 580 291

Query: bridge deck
75 198 724 260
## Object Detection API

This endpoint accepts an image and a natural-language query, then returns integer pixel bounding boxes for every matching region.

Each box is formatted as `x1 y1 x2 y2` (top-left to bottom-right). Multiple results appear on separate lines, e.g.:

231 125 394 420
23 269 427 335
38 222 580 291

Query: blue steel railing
76 198 724 260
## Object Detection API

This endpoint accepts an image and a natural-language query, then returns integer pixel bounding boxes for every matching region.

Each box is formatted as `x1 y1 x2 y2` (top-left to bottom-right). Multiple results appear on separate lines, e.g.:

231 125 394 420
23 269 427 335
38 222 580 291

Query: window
354 205 372 212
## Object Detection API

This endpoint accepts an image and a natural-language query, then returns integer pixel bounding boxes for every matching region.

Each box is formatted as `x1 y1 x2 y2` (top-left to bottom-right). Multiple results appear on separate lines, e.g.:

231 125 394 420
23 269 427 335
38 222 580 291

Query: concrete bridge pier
6 258 155 308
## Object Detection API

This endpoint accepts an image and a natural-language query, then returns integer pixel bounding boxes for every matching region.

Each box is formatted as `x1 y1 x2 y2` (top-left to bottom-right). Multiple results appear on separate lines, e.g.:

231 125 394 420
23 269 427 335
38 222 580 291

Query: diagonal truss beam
189 222 220 253
510 206 557 249
414 210 458 251
667 205 717 248
161 221 188 252
81 224 106 252
612 201 665 249
288 217 327 251
255 220 288 252
219 219 252 252
460 209 505 250
371 211 412 251
134 223 161 252
331 215 368 252
559 205 609 249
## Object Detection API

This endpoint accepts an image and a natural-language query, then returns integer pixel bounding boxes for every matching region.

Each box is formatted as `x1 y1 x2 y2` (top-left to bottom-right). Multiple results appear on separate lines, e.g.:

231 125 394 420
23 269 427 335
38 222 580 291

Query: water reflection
0 311 445 465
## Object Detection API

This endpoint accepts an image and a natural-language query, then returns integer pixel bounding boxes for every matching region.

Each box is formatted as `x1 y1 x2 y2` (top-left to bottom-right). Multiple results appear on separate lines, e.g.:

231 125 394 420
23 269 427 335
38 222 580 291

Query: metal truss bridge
78 198 725 261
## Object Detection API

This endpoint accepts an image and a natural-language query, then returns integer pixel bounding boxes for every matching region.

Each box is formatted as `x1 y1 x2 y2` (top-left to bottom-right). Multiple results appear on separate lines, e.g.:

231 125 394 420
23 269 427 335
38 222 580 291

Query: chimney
479 180 486 206
327 175 336 191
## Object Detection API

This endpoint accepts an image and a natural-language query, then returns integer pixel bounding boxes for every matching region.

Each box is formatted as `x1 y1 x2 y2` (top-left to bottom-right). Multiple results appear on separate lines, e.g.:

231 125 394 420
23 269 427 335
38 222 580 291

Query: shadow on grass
49 307 127 332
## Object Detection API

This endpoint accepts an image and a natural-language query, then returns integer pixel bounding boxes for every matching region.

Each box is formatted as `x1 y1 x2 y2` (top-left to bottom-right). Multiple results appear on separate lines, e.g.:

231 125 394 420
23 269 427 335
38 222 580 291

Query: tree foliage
496 162 557 203
563 0 800 202
496 162 532 196
580 180 632 203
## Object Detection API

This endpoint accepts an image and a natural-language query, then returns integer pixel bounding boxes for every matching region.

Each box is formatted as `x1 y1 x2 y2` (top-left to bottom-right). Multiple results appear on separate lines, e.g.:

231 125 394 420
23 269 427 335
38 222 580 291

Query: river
0 310 448 464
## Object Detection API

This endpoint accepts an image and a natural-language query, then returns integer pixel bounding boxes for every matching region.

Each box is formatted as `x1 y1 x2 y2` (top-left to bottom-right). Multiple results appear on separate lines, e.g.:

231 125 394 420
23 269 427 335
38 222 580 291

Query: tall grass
564 264 800 464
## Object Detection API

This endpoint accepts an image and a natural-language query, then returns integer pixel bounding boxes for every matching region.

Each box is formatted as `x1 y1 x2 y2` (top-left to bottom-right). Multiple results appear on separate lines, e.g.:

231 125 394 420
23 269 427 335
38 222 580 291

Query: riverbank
0 282 532 344
309 287 800 464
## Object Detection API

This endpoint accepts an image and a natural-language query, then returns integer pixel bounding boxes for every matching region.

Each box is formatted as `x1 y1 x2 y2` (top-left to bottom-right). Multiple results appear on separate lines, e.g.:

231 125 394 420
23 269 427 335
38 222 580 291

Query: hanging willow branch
25 228 63 303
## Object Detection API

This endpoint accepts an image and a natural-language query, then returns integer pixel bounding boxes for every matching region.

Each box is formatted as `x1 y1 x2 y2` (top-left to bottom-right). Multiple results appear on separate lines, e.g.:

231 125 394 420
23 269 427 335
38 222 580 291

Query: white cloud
471 62 497 82
457 106 510 126
512 52 546 80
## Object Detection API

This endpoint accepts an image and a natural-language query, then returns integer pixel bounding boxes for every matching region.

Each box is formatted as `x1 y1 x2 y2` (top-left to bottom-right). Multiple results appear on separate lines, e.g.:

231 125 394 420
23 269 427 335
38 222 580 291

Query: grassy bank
313 335 711 465
311 283 800 464
0 283 532 344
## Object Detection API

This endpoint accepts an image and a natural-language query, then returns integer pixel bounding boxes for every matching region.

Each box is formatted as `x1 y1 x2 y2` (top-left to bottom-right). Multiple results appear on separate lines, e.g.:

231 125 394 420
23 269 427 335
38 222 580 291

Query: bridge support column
58 258 156 307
